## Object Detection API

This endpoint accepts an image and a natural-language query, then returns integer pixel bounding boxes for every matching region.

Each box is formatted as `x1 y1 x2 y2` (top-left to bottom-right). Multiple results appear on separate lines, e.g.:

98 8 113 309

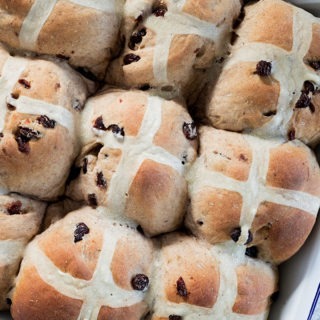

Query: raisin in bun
206 0 320 146
0 0 124 79
149 234 277 319
186 126 320 264
0 45 93 200
66 88 197 236
11 206 153 320
0 193 46 310
106 0 241 101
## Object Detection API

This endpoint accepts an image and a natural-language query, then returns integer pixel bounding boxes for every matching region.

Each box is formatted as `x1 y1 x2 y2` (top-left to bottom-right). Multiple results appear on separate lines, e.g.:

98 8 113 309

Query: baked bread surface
0 0 124 78
207 0 320 146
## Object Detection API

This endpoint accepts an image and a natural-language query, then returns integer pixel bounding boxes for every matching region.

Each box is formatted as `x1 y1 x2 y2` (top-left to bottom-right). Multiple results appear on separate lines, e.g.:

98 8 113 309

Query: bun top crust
0 0 125 79
186 126 320 264
207 0 320 146
67 89 197 236
11 207 153 320
106 0 241 101
0 45 93 200
151 235 277 319
0 193 45 309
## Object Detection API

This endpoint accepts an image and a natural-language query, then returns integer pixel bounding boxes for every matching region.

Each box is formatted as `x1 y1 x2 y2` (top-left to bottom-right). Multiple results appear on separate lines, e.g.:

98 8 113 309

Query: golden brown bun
150 234 277 319
11 206 153 320
206 0 320 146
0 0 124 79
186 126 320 264
67 88 197 236
0 193 45 310
106 0 241 101
0 45 93 200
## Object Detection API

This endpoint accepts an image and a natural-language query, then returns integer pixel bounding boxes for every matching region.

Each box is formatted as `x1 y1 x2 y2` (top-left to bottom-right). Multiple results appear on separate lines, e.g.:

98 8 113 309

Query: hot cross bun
0 0 124 79
206 0 320 146
66 88 197 236
0 45 93 200
150 234 277 320
11 207 153 320
186 126 320 264
106 0 241 100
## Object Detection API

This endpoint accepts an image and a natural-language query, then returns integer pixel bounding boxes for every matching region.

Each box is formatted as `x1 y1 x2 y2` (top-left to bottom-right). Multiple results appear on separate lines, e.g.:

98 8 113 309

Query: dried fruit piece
128 28 147 50
107 124 125 139
152 4 167 17
244 230 253 245
131 274 149 291
83 158 88 174
230 227 241 242
245 246 258 258
6 201 22 215
88 193 98 207
18 79 31 89
288 128 295 141
182 122 197 140
93 116 107 131
37 115 56 129
308 60 320 70
17 127 41 140
303 81 315 94
96 171 107 189
123 54 141 65
74 222 90 243
15 126 42 153
7 103 16 111
254 60 272 76
176 276 188 297
295 93 311 109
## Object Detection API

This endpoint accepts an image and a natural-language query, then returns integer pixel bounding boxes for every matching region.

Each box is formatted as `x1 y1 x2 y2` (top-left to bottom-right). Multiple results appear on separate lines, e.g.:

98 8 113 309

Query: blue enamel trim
308 283 320 320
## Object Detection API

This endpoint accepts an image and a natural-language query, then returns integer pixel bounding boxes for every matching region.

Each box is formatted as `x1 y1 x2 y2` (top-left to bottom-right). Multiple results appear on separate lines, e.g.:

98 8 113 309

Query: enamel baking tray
1 1 320 319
